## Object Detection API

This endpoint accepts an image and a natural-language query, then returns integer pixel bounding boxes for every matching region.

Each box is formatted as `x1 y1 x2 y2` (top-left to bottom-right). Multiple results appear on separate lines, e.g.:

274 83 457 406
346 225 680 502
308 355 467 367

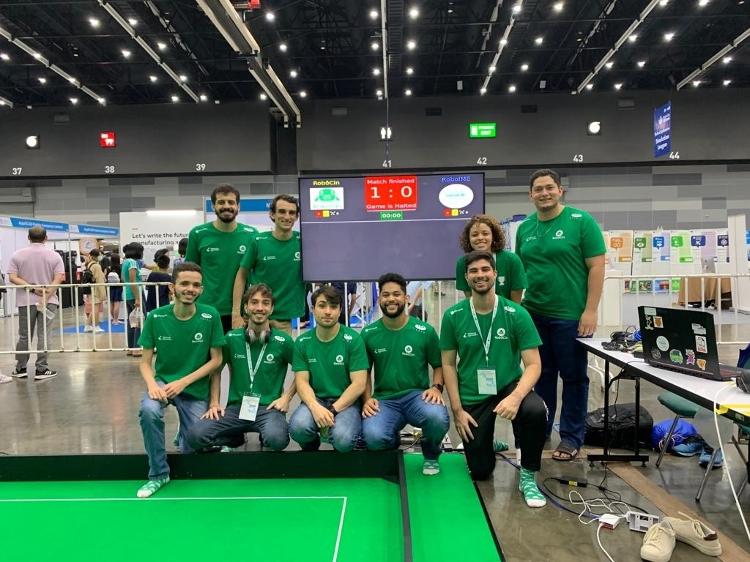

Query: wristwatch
432 383 444 393
326 403 339 415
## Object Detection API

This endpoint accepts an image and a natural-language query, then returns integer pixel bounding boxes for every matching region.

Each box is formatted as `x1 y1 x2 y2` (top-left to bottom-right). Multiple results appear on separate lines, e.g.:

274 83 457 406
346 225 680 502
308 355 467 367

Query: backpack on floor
584 403 654 451
651 418 699 452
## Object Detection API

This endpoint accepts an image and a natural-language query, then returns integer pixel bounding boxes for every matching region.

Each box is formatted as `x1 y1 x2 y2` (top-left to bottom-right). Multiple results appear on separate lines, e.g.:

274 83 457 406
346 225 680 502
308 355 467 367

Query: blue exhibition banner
9 217 69 232
77 224 119 236
653 102 672 158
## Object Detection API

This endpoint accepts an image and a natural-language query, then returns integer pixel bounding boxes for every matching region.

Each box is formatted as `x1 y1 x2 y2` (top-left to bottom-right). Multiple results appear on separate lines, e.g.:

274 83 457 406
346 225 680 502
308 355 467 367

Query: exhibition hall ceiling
0 0 747 108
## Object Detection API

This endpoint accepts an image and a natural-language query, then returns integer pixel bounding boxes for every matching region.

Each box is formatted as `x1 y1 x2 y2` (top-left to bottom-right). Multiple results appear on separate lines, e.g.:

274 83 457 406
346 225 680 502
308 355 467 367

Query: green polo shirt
361 316 441 400
138 303 226 400
292 325 369 399
223 328 294 406
515 206 605 320
439 297 541 405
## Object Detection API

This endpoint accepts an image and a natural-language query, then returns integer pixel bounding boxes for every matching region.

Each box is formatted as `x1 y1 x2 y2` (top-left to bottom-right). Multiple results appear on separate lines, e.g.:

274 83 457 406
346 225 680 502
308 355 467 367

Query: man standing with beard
186 184 258 333
232 194 304 334
360 273 448 475
187 283 295 452
136 263 225 498
440 251 547 508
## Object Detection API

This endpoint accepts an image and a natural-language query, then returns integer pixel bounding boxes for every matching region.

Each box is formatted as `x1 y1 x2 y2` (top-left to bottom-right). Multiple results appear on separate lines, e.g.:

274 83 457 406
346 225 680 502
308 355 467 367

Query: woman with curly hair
455 214 527 303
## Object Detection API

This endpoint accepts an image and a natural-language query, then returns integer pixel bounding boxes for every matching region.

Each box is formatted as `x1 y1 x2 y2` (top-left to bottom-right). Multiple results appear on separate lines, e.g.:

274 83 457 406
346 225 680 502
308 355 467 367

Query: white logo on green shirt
462 331 478 339
201 313 212 319
238 245 247 254
553 229 565 239
294 252 301 260
206 247 220 253
402 345 414 357
265 353 275 363
334 354 344 365
495 328 507 340
497 276 506 286
504 306 516 313
414 324 427 331
193 332 204 342
273 335 285 342
343 334 353 342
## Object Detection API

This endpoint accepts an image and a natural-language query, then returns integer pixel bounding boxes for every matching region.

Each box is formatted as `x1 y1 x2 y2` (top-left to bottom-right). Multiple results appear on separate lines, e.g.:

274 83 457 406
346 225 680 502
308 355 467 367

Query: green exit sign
469 122 497 139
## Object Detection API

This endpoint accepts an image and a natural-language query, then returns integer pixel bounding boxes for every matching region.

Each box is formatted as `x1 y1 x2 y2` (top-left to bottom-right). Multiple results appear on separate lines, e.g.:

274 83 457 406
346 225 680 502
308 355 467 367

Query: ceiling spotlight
534 36 544 45
171 95 180 102
448 7 453 13
520 63 529 71
664 32 675 42
512 3 523 14
698 0 709 6
499 38 508 46
290 70 298 78
157 42 167 51
0 53 9 61
587 121 602 135
585 83 594 91
508 84 517 93
408 7 419 19
149 75 158 83
128 18 138 26
98 97 106 105
627 34 638 43
376 88 383 97
299 90 307 98
553 2 564 12
637 60 646 68
121 49 131 59
406 67 414 75
68 77 77 85
69 97 78 105
406 39 417 50
88 17 100 28
605 61 614 69
259 92 268 100
489 66 496 74
32 52 42 60
692 80 701 87
723 79 732 86
25 135 40 149
371 41 380 51
405 88 412 96
614 83 623 90
722 56 732 64
373 67 381 76
265 12 275 22
659 0 669 5
480 87 487 95
179 74 188 82
199 94 208 102
369 9 379 20
279 42 288 52
38 77 47 84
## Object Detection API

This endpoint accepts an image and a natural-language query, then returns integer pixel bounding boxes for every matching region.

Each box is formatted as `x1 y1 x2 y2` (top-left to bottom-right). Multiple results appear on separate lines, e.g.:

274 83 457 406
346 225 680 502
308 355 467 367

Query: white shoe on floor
663 512 722 557
641 521 676 562
83 325 94 332
0 374 13 384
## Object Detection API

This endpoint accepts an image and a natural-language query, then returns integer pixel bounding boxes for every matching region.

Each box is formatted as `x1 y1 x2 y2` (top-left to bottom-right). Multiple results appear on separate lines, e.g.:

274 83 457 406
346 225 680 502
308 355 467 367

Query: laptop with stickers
637 306 745 381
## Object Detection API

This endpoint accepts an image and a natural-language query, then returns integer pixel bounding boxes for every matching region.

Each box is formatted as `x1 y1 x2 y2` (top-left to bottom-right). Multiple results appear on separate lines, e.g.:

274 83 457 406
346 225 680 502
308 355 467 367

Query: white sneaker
83 325 94 333
641 521 676 562
0 374 13 384
94 326 105 333
663 513 722 557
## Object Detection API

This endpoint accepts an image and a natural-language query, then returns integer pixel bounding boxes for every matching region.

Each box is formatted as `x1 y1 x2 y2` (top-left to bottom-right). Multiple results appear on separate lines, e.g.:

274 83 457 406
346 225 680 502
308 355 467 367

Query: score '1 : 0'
369 185 413 199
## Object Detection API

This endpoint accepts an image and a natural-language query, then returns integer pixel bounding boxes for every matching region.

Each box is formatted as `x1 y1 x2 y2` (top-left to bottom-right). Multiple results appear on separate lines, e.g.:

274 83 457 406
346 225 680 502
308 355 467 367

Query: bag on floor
584 403 654 451
651 418 699 452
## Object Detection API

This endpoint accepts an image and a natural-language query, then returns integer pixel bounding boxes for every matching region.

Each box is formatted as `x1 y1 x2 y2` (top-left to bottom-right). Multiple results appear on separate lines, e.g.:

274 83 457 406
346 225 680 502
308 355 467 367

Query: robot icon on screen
315 188 340 203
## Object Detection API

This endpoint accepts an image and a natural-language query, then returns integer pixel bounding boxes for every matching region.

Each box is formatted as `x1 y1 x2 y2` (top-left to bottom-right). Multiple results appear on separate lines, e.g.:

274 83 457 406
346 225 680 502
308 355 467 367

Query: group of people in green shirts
135 170 606 511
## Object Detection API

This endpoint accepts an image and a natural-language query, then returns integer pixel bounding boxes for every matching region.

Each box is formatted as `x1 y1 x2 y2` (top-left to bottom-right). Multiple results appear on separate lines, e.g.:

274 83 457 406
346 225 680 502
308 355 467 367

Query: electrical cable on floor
596 523 617 562
712 384 750 543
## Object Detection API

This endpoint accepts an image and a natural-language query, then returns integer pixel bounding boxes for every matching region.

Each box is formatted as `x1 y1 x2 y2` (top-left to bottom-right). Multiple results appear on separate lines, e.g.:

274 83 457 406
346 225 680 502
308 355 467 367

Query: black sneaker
10 368 28 379
35 369 58 381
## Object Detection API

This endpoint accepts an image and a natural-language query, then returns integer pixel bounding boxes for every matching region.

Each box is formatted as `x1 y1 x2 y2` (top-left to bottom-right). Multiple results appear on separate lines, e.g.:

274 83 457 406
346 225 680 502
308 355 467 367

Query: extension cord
552 476 588 487
626 510 660 533
599 514 622 530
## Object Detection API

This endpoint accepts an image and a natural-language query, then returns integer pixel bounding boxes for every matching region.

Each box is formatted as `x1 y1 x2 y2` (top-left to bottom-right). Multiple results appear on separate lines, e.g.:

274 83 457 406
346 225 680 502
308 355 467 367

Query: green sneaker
518 468 546 508
137 477 170 498
493 440 509 453
422 459 440 476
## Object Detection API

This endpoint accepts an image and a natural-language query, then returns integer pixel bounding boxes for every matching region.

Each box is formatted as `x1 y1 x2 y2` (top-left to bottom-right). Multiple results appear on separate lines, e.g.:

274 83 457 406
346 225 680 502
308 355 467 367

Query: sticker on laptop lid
644 316 654 330
653 316 664 328
686 350 696 365
651 349 662 360
656 336 669 351
695 335 708 354
696 358 707 371
644 307 657 316
692 323 707 335
669 349 683 364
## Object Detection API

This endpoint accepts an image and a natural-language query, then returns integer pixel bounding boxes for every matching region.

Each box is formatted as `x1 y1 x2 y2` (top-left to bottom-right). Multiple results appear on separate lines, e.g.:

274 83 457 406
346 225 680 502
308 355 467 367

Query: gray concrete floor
0 312 748 561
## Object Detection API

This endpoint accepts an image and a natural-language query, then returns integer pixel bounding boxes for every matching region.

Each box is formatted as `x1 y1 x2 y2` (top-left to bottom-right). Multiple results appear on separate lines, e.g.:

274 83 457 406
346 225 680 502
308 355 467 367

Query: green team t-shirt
121 258 142 301
439 297 542 405
292 325 369 400
240 231 305 320
361 316 442 400
223 328 294 406
455 251 527 299
515 206 605 320
138 303 226 400
185 222 258 316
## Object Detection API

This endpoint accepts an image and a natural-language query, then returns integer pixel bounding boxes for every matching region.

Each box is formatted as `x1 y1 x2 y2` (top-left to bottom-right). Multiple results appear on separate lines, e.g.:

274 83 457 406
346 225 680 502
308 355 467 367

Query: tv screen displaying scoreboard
299 172 485 282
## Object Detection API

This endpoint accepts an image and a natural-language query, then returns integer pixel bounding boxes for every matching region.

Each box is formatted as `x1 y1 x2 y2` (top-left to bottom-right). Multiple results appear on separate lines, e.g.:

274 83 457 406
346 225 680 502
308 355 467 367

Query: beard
380 302 406 318
215 208 238 223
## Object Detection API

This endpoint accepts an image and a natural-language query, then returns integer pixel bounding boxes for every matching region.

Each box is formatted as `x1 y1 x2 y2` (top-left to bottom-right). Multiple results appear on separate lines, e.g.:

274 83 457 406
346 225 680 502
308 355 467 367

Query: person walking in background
105 253 123 324
82 249 107 333
122 242 145 357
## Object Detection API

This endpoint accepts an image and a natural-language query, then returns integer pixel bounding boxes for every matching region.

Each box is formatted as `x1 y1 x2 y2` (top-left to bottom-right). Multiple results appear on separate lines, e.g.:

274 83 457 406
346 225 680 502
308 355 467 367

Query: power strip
599 514 622 530
626 510 660 533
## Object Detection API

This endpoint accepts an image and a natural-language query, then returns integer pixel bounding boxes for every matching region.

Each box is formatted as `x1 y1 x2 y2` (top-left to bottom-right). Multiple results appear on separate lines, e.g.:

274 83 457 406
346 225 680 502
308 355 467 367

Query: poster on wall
716 230 729 264
605 230 634 274
670 231 693 264
653 101 672 158
119 211 202 264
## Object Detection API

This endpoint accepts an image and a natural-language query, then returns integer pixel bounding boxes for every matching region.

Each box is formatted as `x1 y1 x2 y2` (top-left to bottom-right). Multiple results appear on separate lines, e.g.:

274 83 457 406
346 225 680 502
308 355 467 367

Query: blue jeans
289 399 361 453
532 313 590 449
186 404 289 451
362 389 449 460
139 382 207 480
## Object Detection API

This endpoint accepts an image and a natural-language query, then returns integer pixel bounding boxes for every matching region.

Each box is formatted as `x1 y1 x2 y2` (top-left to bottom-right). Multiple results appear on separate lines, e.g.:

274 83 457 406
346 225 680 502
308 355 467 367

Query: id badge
239 393 261 421
477 369 498 395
